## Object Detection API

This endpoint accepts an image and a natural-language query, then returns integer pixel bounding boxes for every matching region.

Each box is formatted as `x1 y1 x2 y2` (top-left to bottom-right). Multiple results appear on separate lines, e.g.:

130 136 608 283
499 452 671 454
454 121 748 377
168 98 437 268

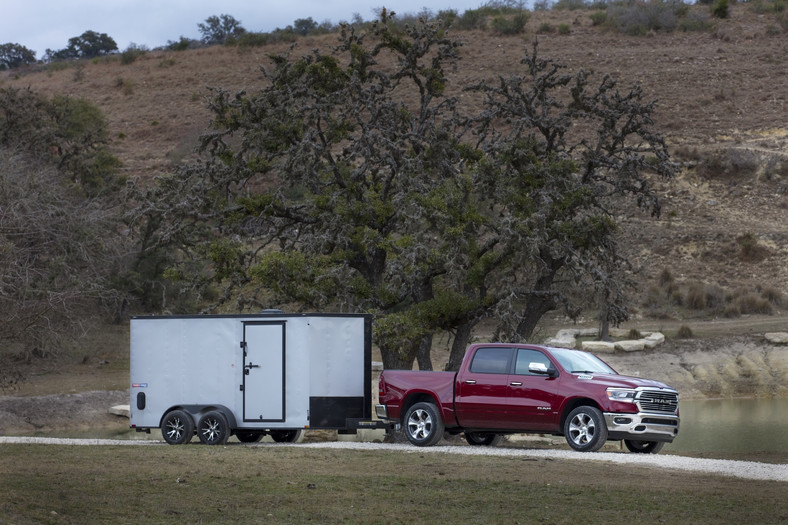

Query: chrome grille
637 390 678 413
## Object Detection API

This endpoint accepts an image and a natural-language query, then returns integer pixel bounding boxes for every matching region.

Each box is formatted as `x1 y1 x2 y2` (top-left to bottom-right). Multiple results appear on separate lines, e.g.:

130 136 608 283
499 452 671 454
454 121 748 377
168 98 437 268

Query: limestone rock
582 341 616 353
764 332 788 345
615 340 645 352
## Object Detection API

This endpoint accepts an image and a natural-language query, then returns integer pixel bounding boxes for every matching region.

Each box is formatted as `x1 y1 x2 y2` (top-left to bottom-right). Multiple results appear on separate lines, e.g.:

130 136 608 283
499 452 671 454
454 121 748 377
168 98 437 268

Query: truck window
514 349 552 376
469 347 512 374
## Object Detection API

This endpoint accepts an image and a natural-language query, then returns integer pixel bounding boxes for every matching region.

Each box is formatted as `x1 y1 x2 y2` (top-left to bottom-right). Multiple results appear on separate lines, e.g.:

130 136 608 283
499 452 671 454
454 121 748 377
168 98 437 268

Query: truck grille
637 390 678 414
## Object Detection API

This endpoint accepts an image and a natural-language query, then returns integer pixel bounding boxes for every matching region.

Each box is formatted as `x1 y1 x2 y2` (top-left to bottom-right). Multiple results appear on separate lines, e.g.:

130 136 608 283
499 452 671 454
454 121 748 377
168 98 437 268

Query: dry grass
1 444 786 524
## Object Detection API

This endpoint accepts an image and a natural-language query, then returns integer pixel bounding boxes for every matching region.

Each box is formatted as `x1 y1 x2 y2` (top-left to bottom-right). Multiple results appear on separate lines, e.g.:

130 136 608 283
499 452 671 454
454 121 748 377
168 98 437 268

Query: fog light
614 417 632 425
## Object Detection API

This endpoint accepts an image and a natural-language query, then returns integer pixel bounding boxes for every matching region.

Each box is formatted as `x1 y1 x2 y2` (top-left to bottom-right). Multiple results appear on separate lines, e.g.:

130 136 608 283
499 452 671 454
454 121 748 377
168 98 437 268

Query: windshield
549 348 617 375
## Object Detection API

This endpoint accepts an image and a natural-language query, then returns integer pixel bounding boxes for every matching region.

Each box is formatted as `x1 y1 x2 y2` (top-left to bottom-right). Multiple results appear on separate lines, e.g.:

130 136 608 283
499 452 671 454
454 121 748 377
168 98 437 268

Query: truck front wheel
161 409 194 445
624 439 665 454
404 402 444 447
564 406 608 452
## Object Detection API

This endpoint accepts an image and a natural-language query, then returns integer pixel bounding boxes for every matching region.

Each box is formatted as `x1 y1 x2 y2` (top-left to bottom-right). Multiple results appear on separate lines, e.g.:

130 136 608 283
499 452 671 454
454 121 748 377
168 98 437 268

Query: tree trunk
416 335 433 371
515 294 556 342
445 321 473 371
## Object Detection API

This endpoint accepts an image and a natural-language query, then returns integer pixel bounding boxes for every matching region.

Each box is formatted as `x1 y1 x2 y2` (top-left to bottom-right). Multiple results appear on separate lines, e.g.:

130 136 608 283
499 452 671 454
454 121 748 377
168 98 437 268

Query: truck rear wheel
464 432 502 447
564 406 607 452
270 429 302 443
197 411 230 445
161 409 194 445
624 439 665 454
404 402 444 447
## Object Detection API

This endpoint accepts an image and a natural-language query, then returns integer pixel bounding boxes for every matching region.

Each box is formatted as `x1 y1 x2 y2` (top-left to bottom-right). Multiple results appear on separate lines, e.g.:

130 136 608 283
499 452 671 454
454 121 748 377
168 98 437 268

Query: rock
643 332 666 349
109 405 130 418
764 332 788 345
545 329 578 349
582 341 616 353
615 340 645 352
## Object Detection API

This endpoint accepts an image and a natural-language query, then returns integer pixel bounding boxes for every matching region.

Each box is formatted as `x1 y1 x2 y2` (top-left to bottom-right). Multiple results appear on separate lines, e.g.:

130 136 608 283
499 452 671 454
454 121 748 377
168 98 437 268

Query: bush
590 10 608 26
713 0 729 18
735 293 774 315
558 23 572 34
678 11 714 32
236 32 271 47
606 0 685 35
538 22 555 33
120 43 147 65
677 325 694 338
554 0 589 10
491 12 530 34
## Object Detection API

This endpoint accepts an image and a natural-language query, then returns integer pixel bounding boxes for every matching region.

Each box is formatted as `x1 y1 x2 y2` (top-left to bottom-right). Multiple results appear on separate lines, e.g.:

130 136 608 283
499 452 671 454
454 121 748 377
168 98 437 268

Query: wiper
571 370 598 374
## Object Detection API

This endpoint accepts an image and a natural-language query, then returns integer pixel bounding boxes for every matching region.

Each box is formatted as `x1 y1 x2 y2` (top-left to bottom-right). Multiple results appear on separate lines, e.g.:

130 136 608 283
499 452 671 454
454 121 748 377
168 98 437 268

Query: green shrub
558 23 571 34
760 286 785 307
491 12 530 34
554 0 589 10
120 44 147 65
677 325 694 338
236 32 271 47
590 10 608 25
736 293 774 315
713 0 729 18
538 22 555 33
678 11 714 32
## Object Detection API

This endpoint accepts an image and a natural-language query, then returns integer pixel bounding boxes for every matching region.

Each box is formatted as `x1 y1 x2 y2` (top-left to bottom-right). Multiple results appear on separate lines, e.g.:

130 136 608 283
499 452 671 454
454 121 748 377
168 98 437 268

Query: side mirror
529 362 557 377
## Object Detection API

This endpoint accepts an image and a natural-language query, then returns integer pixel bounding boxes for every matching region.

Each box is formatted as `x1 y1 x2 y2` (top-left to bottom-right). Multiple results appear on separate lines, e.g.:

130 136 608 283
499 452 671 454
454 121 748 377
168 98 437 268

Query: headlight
606 388 637 402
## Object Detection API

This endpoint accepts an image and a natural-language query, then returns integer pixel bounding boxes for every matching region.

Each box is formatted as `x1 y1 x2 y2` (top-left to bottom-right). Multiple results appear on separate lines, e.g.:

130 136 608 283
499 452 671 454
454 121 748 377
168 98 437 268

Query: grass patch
0 444 786 523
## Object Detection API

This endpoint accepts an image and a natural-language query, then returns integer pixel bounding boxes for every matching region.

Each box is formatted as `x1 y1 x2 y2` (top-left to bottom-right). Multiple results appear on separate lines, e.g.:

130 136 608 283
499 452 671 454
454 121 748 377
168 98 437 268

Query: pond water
665 397 788 454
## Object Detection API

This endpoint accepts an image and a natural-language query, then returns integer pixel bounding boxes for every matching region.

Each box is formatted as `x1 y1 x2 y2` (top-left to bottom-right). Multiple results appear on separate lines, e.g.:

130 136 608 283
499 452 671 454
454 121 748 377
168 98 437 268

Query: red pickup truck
376 343 679 453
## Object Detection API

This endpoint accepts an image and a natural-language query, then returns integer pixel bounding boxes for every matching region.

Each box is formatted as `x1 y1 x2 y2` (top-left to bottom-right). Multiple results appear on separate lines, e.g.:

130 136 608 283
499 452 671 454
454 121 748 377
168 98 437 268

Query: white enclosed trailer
130 312 380 444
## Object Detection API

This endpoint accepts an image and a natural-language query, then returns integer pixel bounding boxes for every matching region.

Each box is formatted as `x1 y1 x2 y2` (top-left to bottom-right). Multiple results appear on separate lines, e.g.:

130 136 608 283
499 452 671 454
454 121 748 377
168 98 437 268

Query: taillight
378 375 386 397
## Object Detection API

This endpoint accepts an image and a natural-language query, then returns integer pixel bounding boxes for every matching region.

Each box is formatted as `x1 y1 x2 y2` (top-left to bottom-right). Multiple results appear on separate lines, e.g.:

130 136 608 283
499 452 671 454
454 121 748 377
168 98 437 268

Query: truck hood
571 372 675 391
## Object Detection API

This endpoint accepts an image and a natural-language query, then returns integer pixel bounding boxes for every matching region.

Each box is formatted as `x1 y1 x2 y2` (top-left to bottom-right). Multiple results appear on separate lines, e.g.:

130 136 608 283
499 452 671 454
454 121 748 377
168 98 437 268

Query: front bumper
604 411 680 443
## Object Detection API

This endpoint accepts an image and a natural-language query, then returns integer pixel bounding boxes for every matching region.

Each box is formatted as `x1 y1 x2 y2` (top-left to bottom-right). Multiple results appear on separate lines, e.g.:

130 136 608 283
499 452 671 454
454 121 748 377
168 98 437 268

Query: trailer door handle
244 362 260 375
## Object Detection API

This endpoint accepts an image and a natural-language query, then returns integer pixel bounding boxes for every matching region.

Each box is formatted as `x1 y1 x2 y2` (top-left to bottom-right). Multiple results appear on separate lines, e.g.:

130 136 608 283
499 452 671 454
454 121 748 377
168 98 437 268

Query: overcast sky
3 0 492 58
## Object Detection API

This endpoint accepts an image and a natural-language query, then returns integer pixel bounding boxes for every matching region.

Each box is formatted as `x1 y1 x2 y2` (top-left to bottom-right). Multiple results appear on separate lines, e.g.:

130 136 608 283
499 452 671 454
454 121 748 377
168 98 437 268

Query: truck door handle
464 380 476 385
510 382 523 386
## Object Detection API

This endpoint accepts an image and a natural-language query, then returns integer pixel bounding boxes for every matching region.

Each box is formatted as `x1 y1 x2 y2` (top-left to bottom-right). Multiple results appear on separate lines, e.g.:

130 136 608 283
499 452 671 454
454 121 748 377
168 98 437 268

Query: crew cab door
454 346 514 429
506 347 561 431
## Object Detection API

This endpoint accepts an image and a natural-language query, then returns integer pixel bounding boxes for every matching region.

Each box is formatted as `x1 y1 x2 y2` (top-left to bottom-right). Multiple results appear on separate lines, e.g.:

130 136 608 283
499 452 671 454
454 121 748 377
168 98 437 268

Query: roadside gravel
2 437 785 483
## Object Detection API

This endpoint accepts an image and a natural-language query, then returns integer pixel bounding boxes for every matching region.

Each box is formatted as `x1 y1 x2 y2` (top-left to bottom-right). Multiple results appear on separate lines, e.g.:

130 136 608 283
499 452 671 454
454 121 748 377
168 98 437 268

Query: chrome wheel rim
568 412 596 446
407 408 433 440
165 417 185 441
200 417 222 442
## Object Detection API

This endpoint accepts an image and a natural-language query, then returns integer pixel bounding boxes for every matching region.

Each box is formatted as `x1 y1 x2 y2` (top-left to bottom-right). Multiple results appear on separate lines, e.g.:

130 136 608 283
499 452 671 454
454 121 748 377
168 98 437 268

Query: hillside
2 4 787 307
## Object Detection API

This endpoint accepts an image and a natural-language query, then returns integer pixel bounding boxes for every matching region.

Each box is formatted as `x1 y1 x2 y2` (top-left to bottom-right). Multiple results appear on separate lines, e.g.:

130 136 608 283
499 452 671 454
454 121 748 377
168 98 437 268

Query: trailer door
242 321 286 422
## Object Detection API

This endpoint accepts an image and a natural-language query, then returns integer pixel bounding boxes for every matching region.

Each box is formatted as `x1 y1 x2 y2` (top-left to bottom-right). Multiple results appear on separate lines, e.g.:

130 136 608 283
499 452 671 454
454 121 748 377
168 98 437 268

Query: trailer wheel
161 409 194 445
464 432 502 447
270 429 302 443
197 411 230 445
404 402 444 447
235 430 264 443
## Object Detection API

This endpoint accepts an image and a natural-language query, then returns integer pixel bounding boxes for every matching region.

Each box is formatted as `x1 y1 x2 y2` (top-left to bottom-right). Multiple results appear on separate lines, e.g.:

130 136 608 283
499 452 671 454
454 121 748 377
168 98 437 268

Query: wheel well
559 398 602 431
400 393 438 422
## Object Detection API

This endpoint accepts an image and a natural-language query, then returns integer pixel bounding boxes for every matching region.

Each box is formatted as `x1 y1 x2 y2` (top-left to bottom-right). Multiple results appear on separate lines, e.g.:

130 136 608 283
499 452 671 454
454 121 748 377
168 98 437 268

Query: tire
161 409 194 445
464 432 502 447
270 429 302 443
564 406 608 452
624 439 665 454
235 430 264 443
197 411 230 445
403 402 444 447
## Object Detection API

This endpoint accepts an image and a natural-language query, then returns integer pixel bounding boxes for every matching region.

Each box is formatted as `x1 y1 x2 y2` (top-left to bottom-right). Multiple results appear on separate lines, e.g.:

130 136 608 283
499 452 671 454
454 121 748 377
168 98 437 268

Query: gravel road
2 437 785 483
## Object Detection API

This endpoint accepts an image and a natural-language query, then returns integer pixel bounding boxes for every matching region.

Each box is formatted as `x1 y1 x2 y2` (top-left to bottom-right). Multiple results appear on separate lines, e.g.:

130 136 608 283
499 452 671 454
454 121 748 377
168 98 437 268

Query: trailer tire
404 402 444 447
161 409 194 445
235 430 264 443
270 429 302 443
197 411 230 445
